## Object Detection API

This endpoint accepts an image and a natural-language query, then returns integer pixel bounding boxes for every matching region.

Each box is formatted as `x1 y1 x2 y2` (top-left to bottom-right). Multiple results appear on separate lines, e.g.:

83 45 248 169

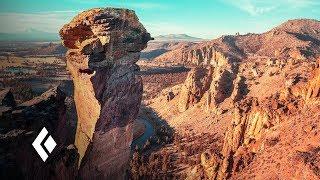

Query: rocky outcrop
0 87 78 179
198 91 304 179
0 87 67 138
0 88 16 108
59 8 151 179
291 58 320 103
218 98 274 179
181 45 231 66
207 67 235 108
155 35 244 66
210 57 319 180
176 33 245 113
178 61 236 112
230 75 246 103
178 67 212 112
200 150 221 179
0 88 16 118
144 19 320 179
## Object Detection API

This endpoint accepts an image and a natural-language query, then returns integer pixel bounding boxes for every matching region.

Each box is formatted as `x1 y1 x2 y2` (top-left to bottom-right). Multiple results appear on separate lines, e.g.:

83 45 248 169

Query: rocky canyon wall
178 54 237 113
60 8 151 179
199 58 320 179
181 45 231 66
291 58 320 103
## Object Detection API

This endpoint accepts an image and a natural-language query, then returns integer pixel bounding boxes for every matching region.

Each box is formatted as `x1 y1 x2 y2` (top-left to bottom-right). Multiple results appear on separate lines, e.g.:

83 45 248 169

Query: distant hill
0 28 59 42
140 41 195 60
154 19 320 64
30 42 67 56
152 34 203 42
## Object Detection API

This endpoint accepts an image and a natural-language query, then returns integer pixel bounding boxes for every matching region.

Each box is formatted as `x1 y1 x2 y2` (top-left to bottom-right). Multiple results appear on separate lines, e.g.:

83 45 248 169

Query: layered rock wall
291 58 320 103
178 66 212 112
181 45 230 66
218 98 274 179
199 58 320 179
178 59 236 112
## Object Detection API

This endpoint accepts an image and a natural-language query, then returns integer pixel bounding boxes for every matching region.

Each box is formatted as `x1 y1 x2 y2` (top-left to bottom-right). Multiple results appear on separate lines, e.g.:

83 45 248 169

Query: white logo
32 127 57 162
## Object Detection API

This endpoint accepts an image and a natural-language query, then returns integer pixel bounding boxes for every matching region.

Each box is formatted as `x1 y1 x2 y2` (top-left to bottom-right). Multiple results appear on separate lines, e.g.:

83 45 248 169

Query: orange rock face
60 7 151 179
178 66 212 112
198 59 319 179
291 58 320 103
178 55 236 113
141 19 320 179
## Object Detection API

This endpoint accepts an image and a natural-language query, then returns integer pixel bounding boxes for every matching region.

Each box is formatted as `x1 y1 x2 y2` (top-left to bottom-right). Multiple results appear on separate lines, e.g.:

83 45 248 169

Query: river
131 118 155 149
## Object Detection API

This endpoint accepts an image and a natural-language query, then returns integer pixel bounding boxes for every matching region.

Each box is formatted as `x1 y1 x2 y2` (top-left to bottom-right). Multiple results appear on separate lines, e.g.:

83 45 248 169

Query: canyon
131 19 320 179
0 6 319 180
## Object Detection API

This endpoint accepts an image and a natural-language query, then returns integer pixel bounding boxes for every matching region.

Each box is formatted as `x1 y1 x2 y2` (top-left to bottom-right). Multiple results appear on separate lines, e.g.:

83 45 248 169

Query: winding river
131 118 155 149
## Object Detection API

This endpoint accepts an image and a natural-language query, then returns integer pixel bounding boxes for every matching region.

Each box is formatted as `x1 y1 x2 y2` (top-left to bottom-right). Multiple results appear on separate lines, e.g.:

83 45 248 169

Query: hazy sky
0 0 319 39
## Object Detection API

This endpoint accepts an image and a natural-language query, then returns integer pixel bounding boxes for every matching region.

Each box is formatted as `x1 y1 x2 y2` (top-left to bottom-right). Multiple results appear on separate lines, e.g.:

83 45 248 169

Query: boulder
166 91 175 101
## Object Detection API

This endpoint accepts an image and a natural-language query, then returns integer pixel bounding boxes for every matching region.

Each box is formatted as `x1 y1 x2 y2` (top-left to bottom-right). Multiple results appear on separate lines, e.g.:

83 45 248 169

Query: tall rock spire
60 7 151 179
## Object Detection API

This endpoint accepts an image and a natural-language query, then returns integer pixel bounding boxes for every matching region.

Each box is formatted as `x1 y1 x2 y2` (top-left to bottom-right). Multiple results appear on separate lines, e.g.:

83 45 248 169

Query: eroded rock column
178 58 236 113
59 8 151 179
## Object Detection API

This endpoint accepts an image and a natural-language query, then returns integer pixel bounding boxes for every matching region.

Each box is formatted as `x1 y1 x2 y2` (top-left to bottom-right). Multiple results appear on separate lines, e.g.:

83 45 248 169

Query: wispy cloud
223 0 320 16
0 11 79 33
0 2 167 35
111 2 168 10
69 0 167 10
226 1 276 16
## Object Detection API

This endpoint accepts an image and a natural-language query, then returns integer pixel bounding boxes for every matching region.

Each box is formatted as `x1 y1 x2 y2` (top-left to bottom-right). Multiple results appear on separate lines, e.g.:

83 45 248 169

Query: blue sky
0 0 319 39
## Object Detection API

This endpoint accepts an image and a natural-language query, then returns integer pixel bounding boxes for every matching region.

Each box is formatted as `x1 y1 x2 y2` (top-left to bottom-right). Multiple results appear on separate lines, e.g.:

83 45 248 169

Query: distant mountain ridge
152 34 203 42
0 28 59 42
154 19 320 64
0 30 202 42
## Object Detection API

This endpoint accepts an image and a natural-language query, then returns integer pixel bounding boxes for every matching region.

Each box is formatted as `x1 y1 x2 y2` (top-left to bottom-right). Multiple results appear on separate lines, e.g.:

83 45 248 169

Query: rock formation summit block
59 7 151 179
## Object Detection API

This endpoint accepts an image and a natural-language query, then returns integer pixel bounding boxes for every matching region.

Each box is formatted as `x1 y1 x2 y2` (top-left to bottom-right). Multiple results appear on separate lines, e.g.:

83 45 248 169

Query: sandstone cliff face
291 58 320 103
178 66 212 112
218 98 274 179
207 66 235 108
155 36 243 66
181 45 231 66
178 59 236 113
198 58 320 179
198 94 300 179
59 8 151 179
